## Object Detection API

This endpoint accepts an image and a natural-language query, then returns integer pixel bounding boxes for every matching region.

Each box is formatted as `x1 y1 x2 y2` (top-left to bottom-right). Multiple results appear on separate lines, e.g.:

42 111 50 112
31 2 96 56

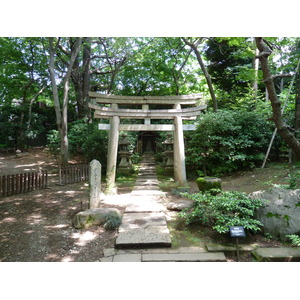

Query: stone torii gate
88 92 206 192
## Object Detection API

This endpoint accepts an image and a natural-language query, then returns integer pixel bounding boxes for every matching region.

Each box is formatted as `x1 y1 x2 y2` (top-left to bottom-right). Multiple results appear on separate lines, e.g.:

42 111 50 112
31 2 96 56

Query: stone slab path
115 151 172 249
108 151 227 262
101 247 226 262
252 247 300 262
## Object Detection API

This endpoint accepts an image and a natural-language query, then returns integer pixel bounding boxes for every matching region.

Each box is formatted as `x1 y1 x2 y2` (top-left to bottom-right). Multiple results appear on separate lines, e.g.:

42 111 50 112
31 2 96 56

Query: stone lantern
117 134 133 175
162 133 174 176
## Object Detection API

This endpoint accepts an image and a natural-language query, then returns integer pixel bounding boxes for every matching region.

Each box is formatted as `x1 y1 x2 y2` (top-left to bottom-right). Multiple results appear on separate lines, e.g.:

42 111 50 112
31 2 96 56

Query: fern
287 234 300 246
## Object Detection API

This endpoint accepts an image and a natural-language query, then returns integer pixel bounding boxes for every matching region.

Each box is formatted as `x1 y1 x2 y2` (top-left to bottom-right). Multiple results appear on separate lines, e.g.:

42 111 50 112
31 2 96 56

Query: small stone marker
89 159 101 208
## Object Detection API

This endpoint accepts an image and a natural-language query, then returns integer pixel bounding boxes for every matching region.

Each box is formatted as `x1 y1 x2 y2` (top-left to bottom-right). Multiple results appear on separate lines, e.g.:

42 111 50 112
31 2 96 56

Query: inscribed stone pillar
173 103 187 186
89 159 102 208
106 103 120 194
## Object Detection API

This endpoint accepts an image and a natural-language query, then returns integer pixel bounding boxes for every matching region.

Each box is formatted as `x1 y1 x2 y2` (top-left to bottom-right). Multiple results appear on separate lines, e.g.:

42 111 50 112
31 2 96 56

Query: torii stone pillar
173 103 187 186
106 103 119 194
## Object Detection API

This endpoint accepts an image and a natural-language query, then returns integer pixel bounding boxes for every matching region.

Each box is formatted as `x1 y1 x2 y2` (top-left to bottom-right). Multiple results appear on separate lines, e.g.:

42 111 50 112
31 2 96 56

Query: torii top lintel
89 92 203 105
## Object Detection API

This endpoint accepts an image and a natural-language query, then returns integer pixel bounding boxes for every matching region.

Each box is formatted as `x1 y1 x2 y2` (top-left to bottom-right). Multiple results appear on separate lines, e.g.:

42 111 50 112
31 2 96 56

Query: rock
167 199 193 211
196 177 222 193
72 208 122 229
15 152 29 158
89 159 102 208
250 187 300 241
252 247 300 262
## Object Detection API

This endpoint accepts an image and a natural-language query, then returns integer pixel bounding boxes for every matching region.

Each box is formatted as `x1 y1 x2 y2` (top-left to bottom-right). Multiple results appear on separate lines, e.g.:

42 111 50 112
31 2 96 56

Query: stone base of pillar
117 167 131 175
164 166 174 176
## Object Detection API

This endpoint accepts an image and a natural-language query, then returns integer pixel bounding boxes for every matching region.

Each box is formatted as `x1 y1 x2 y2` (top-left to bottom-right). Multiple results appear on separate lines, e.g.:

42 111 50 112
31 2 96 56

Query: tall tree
0 37 48 149
255 37 300 159
182 38 218 112
48 37 82 165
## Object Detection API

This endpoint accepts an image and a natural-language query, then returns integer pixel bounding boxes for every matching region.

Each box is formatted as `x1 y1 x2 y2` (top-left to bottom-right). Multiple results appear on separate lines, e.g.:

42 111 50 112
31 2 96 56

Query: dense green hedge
185 110 274 177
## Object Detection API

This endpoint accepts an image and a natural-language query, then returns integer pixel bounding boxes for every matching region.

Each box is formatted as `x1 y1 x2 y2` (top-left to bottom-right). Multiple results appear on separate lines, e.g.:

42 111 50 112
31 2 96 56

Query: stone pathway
103 151 226 262
101 247 226 262
115 151 172 249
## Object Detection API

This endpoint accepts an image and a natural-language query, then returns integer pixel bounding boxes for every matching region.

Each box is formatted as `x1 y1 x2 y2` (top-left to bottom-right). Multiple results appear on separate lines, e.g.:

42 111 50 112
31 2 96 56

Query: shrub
179 190 265 234
46 129 60 157
287 234 300 246
103 213 122 230
185 110 274 176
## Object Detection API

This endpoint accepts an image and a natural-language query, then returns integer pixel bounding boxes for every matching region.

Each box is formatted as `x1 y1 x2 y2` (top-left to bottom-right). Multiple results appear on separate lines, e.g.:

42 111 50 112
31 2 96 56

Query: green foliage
80 126 108 170
171 186 190 196
179 190 265 234
46 121 108 169
196 177 222 193
186 110 274 176
103 213 122 230
204 38 254 101
46 129 60 157
287 234 300 246
287 170 300 189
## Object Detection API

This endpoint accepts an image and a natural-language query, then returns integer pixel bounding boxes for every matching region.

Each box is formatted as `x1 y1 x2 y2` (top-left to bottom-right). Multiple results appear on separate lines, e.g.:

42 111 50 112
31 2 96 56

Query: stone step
206 244 257 252
138 172 157 176
142 252 226 262
115 225 172 249
137 174 157 177
125 200 166 212
119 212 167 229
132 185 159 190
103 246 208 256
101 252 226 262
252 247 300 262
135 180 159 185
139 165 155 168
131 190 164 196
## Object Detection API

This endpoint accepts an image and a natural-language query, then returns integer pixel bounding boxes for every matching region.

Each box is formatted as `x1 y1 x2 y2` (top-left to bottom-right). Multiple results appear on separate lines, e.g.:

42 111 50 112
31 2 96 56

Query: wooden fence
58 164 89 185
0 170 48 198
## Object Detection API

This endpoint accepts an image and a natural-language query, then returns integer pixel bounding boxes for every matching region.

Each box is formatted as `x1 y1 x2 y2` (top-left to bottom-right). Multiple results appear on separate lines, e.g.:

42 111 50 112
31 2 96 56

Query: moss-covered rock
196 177 222 193
72 208 122 229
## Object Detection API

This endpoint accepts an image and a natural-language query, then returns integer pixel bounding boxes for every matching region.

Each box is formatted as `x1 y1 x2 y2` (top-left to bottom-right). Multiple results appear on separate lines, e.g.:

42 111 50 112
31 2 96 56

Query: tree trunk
48 37 82 165
294 74 300 161
182 38 218 112
252 46 259 101
82 37 91 117
255 37 300 159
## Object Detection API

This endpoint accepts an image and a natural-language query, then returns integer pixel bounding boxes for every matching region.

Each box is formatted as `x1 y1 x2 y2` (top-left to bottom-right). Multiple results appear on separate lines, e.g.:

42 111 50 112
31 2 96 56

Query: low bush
179 190 265 234
287 234 300 246
103 213 122 230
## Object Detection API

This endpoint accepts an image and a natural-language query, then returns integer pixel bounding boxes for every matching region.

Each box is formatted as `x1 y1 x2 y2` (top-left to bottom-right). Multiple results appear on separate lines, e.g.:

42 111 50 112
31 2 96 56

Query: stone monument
117 134 133 175
163 133 174 176
89 159 102 208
